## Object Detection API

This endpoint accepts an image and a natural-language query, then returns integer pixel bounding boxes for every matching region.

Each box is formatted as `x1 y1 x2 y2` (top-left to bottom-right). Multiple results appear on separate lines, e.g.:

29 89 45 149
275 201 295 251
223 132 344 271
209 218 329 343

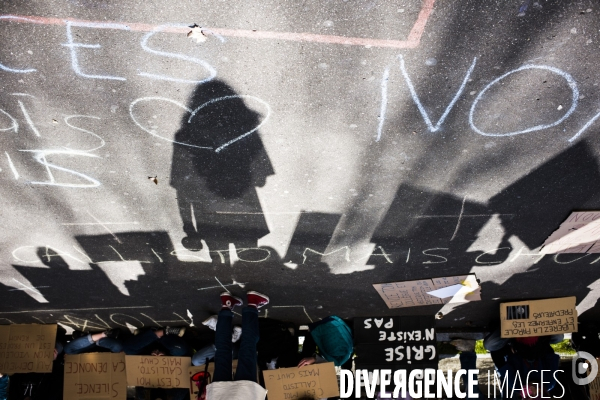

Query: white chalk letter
376 67 390 141
0 109 18 133
22 149 101 187
138 24 216 84
399 55 477 132
63 21 129 80
422 248 449 264
470 65 578 137
569 109 600 143
0 16 37 73
64 115 105 152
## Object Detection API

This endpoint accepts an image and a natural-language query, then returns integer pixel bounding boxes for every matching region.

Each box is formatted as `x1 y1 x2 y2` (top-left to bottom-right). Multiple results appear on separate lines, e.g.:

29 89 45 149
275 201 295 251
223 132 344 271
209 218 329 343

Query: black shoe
164 326 186 337
104 328 121 340
71 330 85 340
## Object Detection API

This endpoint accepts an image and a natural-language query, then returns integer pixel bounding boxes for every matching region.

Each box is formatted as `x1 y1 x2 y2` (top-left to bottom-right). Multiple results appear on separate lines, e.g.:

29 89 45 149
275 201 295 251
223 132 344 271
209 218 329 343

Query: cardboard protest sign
500 297 577 338
125 355 191 389
263 362 339 400
64 353 127 400
0 324 57 373
540 211 600 254
373 275 480 309
354 316 437 373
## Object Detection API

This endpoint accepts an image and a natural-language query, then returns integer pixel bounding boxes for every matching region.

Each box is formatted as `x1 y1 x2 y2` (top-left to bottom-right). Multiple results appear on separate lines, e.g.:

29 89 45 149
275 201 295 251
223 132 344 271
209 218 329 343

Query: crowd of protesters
0 291 597 400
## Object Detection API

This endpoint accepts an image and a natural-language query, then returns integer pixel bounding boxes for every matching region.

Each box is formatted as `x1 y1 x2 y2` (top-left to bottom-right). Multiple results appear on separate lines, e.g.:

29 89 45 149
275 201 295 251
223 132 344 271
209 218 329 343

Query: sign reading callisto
125 355 191 389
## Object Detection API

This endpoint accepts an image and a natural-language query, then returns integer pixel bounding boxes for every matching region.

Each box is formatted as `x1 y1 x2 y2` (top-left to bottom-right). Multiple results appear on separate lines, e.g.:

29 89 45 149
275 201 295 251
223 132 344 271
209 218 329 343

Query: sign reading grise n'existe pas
354 316 437 371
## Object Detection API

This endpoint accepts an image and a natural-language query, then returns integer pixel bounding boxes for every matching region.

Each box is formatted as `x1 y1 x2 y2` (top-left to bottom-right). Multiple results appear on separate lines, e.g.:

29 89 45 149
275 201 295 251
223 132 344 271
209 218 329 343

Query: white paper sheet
427 284 463 299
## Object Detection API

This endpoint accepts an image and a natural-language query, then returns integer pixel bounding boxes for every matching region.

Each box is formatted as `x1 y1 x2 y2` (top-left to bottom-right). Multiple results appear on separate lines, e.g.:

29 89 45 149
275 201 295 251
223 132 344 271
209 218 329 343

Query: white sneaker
266 358 277 370
202 315 218 331
232 326 242 343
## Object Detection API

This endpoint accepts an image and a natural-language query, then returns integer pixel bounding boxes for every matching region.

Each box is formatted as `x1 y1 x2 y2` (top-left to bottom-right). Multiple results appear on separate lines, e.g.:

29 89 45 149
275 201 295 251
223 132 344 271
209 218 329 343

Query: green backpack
310 316 353 366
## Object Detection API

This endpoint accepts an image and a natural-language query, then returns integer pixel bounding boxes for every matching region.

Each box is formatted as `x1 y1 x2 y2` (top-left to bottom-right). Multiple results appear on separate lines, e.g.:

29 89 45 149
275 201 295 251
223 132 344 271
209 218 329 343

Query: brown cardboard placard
0 324 57 373
500 297 577 338
373 275 480 309
263 362 339 400
125 355 191 389
64 353 127 400
540 211 600 254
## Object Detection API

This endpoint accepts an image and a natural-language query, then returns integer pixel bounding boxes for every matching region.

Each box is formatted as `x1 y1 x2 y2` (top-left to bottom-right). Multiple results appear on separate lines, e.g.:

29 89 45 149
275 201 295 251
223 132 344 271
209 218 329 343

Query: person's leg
459 351 481 399
192 345 216 366
548 334 564 345
450 339 480 399
234 306 259 382
483 329 510 352
212 292 243 382
122 330 160 355
160 335 191 357
64 335 96 354
96 337 123 353
213 309 234 382
234 291 269 382
168 388 190 400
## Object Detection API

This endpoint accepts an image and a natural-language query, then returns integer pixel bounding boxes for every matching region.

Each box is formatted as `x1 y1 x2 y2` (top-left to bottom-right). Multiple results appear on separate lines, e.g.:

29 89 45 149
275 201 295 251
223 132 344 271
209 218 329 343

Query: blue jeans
122 330 191 356
213 307 258 382
64 334 123 354
192 344 217 366
459 351 481 399
0 375 8 400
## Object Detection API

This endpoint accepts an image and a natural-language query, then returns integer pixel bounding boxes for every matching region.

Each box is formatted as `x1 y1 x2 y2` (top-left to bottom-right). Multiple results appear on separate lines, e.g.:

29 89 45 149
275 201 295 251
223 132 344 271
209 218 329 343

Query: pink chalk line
1 0 435 49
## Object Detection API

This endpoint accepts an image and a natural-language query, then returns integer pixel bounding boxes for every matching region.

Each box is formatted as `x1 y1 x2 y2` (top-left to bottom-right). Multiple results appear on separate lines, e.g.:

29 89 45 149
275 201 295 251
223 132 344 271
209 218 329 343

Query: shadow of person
489 140 600 255
170 79 274 255
8 247 128 307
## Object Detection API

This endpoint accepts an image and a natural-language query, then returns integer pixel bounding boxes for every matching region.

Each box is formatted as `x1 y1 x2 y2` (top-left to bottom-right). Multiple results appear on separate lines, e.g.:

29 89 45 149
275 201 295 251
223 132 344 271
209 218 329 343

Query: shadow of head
172 79 269 199
37 247 70 269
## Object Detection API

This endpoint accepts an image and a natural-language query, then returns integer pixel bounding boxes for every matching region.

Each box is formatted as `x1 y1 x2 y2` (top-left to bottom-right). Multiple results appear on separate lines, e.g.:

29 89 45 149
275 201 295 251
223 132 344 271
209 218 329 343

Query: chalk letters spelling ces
0 17 269 186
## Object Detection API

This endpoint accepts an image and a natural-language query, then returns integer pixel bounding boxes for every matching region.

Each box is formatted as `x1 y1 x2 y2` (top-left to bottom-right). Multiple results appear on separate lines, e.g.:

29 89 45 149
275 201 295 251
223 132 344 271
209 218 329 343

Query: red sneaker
247 291 269 309
220 292 243 310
